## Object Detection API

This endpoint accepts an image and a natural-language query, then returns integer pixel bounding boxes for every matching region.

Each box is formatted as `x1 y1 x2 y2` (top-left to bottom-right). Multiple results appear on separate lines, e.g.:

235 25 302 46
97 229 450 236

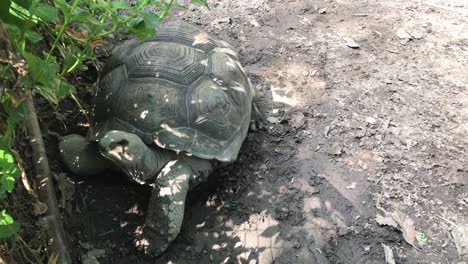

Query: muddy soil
46 0 468 263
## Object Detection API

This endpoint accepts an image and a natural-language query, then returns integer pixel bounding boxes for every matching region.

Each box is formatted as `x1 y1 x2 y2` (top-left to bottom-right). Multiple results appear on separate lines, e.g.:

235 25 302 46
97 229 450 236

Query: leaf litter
376 211 417 247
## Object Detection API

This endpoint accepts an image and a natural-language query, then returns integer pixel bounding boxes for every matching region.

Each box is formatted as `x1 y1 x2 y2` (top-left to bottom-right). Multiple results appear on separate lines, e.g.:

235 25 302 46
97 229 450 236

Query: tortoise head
99 130 153 182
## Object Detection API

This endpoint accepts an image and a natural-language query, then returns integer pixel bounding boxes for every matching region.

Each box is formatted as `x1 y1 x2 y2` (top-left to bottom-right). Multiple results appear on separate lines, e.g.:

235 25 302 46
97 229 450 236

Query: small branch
46 0 81 62
25 95 71 264
436 215 459 228
160 0 174 18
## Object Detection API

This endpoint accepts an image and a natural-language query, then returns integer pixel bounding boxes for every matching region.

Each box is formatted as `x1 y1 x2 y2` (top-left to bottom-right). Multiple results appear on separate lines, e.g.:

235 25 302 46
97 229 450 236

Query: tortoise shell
89 21 254 162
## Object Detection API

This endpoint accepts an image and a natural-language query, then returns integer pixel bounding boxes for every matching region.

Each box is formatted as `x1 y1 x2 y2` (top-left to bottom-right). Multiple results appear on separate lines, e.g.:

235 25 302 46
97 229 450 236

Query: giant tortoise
59 21 255 255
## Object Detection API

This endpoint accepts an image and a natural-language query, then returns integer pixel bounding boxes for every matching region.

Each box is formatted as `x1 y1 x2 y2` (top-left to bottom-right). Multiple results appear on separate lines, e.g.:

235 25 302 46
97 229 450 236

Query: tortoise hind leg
136 160 192 256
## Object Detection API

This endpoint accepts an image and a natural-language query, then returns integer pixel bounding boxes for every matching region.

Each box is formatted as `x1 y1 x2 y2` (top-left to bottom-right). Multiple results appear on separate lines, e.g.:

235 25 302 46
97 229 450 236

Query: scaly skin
98 130 175 184
61 130 214 256
98 131 207 256
135 160 192 255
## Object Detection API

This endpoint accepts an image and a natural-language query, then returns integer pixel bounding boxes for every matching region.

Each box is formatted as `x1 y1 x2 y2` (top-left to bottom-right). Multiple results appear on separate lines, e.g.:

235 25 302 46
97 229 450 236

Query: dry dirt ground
43 0 468 263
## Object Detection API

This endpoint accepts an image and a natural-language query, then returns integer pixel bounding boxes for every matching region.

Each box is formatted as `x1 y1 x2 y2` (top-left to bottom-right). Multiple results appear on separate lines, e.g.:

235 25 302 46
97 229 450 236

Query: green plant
0 0 207 239
0 149 20 238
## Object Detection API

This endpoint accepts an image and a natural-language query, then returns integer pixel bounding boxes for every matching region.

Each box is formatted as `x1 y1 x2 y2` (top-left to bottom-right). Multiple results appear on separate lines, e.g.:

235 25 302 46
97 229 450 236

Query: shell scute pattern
187 77 239 141
208 51 253 108
125 42 207 86
147 23 218 53
91 65 128 129
90 21 254 162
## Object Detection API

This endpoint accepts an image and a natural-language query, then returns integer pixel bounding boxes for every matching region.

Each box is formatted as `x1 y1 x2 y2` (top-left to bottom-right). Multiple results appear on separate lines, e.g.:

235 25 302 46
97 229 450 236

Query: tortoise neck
143 147 177 180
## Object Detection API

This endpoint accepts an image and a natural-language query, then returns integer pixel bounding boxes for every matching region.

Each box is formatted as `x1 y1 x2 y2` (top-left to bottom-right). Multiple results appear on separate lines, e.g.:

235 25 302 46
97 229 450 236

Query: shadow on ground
60 55 404 263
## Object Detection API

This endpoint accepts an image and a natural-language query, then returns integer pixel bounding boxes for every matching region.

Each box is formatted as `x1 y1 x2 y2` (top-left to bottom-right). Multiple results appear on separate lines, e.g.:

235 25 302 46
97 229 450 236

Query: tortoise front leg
250 102 263 131
136 160 193 256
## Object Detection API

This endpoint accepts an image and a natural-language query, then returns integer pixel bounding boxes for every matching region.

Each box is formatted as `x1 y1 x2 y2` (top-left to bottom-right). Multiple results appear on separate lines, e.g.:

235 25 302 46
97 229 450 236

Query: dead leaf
392 211 416 246
55 173 75 214
376 214 398 228
90 39 103 48
451 225 468 256
424 8 440 14
382 243 396 264
33 200 48 216
290 112 306 128
10 149 33 194
47 253 60 264
65 27 89 39
0 22 27 77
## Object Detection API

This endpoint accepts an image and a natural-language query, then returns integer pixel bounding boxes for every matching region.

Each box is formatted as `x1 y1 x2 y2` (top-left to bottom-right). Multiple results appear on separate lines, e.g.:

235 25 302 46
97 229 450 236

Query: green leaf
9 1 32 21
35 78 75 104
13 0 32 9
76 63 88 71
136 0 149 9
0 210 19 238
127 17 143 28
54 0 69 19
1 175 15 193
69 10 94 23
0 147 20 197
148 0 164 9
30 3 57 22
126 17 146 40
126 11 160 40
416 233 428 243
0 96 28 127
89 3 108 12
60 46 78 72
82 43 94 58
56 79 75 97
35 84 58 104
4 23 21 35
24 30 42 43
0 0 12 21
142 10 159 32
110 1 132 10
172 2 188 10
190 0 208 8
23 52 59 85
110 14 119 27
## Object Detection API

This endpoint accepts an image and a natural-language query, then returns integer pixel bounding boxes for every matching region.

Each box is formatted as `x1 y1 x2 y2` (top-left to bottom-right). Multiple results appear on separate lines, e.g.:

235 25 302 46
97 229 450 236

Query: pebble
249 19 261 27
267 116 281 124
212 17 231 24
346 38 360 49
366 116 377 125
290 112 306 128
396 28 412 39
328 143 343 156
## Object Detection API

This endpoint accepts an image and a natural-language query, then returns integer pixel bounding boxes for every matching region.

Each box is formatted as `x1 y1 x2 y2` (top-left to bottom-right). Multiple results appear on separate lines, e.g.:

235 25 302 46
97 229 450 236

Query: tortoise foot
134 225 171 256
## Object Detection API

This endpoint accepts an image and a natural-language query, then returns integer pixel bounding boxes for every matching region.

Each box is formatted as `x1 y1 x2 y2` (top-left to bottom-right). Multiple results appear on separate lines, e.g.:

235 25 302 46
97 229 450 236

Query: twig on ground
437 215 459 228
25 95 71 264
